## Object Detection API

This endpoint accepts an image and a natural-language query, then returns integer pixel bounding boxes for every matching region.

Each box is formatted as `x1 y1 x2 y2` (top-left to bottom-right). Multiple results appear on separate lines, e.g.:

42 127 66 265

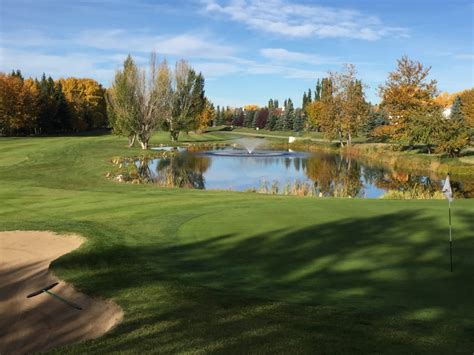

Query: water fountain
204 138 299 157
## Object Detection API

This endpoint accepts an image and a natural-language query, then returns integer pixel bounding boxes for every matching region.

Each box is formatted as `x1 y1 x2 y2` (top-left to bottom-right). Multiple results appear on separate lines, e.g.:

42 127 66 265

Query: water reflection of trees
155 153 210 189
134 150 472 198
135 154 210 189
304 154 473 198
305 154 363 197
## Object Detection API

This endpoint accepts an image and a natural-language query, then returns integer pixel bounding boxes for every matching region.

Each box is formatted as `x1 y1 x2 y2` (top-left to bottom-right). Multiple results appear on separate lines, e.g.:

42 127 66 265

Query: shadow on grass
44 211 474 353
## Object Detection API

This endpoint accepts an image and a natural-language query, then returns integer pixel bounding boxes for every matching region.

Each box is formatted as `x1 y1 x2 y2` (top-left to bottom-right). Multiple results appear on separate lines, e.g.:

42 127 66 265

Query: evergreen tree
302 92 308 109
265 109 277 130
34 74 73 134
365 108 389 135
315 79 322 101
284 98 295 130
11 70 23 81
214 106 220 126
53 81 71 131
307 88 312 103
190 73 206 120
293 108 305 132
274 99 279 108
232 108 244 126
450 96 464 122
252 110 259 128
268 99 274 109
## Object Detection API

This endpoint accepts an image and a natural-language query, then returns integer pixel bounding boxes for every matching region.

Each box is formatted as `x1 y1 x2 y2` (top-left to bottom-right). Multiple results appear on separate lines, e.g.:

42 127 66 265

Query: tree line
0 71 107 135
1 55 472 156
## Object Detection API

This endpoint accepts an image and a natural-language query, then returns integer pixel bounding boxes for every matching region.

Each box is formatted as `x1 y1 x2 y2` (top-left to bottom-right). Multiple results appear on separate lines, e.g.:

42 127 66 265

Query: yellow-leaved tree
60 78 107 131
458 88 474 128
0 74 39 135
195 99 215 132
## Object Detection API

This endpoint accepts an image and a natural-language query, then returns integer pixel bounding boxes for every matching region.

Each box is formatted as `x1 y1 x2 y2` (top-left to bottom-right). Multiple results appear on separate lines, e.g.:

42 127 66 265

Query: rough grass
0 132 473 354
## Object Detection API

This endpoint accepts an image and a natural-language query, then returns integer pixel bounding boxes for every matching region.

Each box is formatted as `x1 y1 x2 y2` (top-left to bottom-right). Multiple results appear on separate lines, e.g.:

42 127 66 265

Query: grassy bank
1 133 473 353
340 144 474 177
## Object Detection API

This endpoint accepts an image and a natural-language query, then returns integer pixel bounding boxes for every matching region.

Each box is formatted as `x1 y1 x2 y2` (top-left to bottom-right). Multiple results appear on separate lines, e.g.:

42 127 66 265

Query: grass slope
0 132 473 354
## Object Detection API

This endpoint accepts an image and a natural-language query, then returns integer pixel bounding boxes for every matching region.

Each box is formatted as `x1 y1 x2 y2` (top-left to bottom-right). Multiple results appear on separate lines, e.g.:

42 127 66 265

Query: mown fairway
0 133 473 354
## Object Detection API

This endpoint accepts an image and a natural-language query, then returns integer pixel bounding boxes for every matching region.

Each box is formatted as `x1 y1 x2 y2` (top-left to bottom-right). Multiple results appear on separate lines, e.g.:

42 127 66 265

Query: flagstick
449 201 453 272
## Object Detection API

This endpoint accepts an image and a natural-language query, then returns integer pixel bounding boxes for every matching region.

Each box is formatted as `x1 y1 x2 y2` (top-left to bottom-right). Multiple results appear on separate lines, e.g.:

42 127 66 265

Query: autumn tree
458 88 474 128
435 110 470 157
0 73 38 135
318 66 369 146
379 56 438 142
60 77 106 131
405 107 442 153
305 100 323 130
195 99 215 132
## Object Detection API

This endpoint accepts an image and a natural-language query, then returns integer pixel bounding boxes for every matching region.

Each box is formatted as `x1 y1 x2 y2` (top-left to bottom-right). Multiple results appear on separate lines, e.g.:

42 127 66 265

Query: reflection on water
137 153 210 189
136 148 473 199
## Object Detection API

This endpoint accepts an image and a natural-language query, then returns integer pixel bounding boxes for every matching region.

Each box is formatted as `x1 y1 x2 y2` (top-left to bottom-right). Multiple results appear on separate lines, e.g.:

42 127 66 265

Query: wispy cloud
0 48 121 83
202 0 408 40
260 48 339 65
75 30 237 59
455 53 474 60
195 59 324 80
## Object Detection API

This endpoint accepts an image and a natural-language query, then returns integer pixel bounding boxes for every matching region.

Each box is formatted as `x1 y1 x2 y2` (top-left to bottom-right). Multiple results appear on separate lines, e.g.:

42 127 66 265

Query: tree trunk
347 132 352 147
170 130 180 142
128 134 136 148
139 140 148 150
338 130 344 147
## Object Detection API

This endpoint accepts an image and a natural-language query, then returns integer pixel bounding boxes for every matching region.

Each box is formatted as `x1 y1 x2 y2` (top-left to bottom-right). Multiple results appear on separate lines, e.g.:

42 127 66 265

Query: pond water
138 145 473 199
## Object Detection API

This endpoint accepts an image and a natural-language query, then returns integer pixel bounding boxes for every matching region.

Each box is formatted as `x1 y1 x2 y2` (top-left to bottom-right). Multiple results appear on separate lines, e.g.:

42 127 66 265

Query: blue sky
1 0 473 107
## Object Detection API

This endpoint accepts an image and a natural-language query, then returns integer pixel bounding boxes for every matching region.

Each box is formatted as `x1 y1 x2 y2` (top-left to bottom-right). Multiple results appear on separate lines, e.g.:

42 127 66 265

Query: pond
140 143 473 199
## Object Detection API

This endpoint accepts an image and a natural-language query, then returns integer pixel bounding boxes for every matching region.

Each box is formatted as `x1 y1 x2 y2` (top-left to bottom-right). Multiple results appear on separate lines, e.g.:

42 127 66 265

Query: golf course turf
0 132 473 353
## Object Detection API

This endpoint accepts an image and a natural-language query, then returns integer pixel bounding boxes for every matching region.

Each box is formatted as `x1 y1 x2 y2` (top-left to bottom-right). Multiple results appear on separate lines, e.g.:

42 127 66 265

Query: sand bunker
0 231 123 354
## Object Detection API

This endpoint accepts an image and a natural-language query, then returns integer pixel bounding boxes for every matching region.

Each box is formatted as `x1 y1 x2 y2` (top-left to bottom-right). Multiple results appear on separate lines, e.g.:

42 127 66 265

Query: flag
442 174 453 202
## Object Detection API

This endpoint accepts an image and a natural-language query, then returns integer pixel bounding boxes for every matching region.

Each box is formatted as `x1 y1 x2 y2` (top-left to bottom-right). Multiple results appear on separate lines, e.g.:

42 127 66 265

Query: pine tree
315 79 322 101
302 92 308 109
190 73 206 120
274 99 279 108
11 70 23 81
243 109 254 127
252 110 259 128
307 88 312 103
450 96 464 122
293 108 305 132
53 81 71 131
284 98 295 130
268 99 274 109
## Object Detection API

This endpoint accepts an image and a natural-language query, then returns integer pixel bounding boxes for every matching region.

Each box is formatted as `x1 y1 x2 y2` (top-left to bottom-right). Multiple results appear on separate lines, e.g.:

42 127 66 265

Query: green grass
1 132 473 353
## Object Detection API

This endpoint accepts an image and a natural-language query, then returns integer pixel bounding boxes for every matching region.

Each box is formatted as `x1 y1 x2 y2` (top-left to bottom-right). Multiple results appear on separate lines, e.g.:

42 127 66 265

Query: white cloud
76 30 237 59
202 0 408 40
455 53 474 60
194 59 323 80
260 48 339 65
0 48 121 84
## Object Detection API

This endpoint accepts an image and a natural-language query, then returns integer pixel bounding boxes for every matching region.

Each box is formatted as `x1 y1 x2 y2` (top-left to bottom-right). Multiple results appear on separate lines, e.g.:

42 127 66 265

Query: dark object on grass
27 282 82 310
